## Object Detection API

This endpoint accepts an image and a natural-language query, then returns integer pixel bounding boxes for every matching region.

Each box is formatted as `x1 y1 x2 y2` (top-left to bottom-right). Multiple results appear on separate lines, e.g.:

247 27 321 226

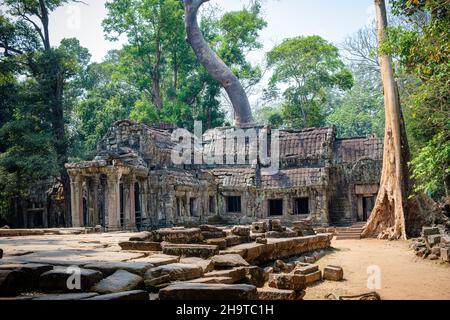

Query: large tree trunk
183 0 254 127
362 0 409 240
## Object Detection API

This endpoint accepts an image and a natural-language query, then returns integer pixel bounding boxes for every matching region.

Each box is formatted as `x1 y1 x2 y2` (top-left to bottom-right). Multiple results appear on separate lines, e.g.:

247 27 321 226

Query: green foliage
266 36 353 129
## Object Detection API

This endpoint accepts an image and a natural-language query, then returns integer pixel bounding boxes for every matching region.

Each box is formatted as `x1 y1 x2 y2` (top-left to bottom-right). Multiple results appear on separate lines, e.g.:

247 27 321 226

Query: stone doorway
134 182 142 230
362 196 375 221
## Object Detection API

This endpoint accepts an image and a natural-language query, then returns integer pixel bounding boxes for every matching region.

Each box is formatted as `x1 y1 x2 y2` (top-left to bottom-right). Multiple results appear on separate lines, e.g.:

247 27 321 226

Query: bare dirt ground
305 238 450 300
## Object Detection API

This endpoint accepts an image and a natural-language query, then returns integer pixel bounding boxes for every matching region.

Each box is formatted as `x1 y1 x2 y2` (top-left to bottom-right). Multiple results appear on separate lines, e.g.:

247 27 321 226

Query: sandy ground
305 238 450 300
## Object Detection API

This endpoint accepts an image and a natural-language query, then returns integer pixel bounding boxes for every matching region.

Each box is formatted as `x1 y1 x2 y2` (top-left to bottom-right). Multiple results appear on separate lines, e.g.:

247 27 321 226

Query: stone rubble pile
0 219 334 300
411 226 450 263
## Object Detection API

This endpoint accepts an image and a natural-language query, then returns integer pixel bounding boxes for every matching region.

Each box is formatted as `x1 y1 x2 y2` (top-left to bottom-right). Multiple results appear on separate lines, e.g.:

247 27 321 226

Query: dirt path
305 239 450 300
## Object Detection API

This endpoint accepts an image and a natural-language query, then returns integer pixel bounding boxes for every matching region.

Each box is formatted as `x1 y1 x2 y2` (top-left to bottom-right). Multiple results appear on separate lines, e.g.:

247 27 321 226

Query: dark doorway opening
269 199 283 216
209 196 216 214
226 196 242 213
363 196 375 221
294 197 309 215
189 198 197 216
83 197 88 226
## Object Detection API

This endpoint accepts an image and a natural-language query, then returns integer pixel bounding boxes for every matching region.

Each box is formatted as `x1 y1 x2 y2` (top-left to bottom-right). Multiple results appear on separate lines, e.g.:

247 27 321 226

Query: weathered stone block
422 227 440 236
157 228 203 244
129 231 155 242
39 267 103 292
202 231 227 240
159 283 258 300
256 238 268 244
92 270 143 294
0 263 53 290
440 248 450 262
187 277 235 285
431 247 441 256
204 267 247 283
257 288 297 300
266 230 298 239
199 225 223 233
33 293 99 300
86 290 149 300
119 241 162 252
180 257 214 273
84 261 154 276
133 254 179 267
275 260 295 273
206 238 228 249
427 235 441 246
270 219 283 232
0 270 29 296
268 274 306 291
323 266 344 281
231 226 250 237
244 266 266 288
251 222 267 234
304 270 322 286
294 264 319 275
162 243 219 259
145 263 204 284
211 254 249 268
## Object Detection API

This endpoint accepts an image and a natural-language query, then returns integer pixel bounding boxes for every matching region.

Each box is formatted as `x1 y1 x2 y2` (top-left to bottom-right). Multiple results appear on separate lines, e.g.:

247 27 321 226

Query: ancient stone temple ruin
65 120 383 231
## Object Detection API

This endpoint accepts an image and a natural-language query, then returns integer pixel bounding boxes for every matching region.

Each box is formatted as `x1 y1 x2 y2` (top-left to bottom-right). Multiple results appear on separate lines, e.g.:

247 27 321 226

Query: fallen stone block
294 264 319 275
199 225 223 233
0 270 29 296
129 231 155 242
159 283 258 300
256 238 268 244
265 230 298 238
144 274 171 288
440 248 449 262
292 220 316 236
202 231 227 240
211 254 249 268
244 266 266 288
431 247 441 256
427 235 441 246
275 260 295 273
422 227 440 236
179 257 214 273
92 270 143 294
84 261 153 277
145 263 204 285
225 235 246 247
304 270 322 286
268 274 306 291
119 241 162 252
429 254 439 260
187 277 235 285
39 267 103 292
270 219 283 232
323 266 344 281
231 226 250 237
204 267 247 283
86 290 149 300
156 228 203 244
33 293 99 300
251 222 267 234
441 235 450 246
162 243 219 259
257 288 296 300
206 238 228 250
0 263 53 290
133 254 179 267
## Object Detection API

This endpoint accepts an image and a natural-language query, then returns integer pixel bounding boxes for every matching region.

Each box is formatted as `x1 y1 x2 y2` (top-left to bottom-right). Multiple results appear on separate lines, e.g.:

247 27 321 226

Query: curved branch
184 0 254 127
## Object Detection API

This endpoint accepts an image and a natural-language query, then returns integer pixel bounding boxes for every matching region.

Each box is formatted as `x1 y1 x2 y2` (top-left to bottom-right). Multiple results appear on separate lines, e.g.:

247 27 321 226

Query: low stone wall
0 228 100 238
223 234 333 264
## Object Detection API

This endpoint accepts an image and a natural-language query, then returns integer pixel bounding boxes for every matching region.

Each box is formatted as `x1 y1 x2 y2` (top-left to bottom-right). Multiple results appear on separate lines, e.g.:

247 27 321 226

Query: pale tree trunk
183 0 254 127
362 0 409 240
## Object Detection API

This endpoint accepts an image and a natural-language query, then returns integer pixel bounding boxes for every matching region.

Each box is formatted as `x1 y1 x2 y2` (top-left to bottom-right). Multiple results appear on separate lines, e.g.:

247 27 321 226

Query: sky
46 0 377 63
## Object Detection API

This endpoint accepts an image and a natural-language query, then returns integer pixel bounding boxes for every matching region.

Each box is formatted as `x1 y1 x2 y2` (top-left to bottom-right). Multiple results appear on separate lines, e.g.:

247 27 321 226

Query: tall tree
361 0 411 240
266 36 353 129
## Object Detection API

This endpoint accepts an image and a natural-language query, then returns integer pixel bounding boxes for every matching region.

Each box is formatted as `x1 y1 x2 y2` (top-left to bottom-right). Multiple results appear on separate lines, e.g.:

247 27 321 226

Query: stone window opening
294 197 309 215
226 196 242 213
209 196 216 214
268 199 283 216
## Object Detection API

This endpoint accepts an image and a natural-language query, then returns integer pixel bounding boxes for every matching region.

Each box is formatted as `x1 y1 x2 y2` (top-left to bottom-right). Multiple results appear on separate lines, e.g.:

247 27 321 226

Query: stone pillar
106 172 121 231
128 175 137 230
69 174 83 227
89 176 100 227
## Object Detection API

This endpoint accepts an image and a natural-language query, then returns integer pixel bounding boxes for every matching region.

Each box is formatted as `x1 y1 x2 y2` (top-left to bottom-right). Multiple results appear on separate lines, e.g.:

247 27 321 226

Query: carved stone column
89 175 100 227
69 174 83 227
128 175 137 230
106 172 121 231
